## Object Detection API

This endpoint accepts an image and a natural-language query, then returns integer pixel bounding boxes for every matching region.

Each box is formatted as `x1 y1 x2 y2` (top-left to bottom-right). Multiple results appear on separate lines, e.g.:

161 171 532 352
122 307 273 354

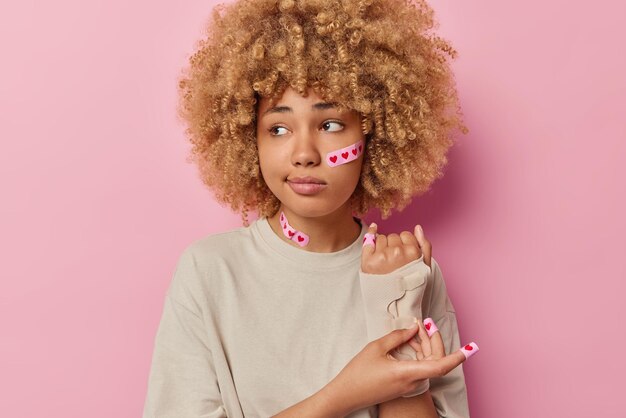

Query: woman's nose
291 131 321 167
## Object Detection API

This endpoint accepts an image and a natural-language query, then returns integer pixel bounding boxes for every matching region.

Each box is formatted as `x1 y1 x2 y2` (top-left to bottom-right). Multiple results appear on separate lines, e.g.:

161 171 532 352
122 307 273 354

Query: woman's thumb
380 318 420 353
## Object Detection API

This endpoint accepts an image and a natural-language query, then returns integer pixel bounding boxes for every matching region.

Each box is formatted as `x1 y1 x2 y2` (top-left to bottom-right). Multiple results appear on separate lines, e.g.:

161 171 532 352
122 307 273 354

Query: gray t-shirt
142 217 469 417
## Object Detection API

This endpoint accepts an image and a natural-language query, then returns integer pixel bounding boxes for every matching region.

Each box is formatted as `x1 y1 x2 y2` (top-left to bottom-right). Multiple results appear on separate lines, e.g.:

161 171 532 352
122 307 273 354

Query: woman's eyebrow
262 102 338 117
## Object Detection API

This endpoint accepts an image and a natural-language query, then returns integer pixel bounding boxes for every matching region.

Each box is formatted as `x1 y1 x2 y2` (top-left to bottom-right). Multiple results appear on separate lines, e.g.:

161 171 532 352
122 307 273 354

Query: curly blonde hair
177 0 468 226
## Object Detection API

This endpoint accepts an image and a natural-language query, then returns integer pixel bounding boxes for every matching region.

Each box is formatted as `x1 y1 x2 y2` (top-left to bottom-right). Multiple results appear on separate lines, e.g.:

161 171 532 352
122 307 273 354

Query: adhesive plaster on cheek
460 342 479 359
280 211 310 247
326 139 364 167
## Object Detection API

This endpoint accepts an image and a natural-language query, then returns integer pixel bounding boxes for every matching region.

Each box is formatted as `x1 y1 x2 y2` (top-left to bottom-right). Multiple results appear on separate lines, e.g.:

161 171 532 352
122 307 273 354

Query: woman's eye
269 126 288 136
321 121 344 132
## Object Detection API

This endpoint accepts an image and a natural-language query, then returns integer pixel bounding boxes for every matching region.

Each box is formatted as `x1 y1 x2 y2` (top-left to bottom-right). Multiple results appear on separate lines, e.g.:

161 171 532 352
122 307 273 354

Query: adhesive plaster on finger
423 317 439 337
362 232 376 247
460 342 479 359
326 139 364 167
280 211 310 247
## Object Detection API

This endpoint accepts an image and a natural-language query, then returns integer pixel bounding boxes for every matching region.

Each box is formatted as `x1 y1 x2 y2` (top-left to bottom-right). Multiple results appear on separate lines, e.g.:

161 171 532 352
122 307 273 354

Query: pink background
1 0 624 416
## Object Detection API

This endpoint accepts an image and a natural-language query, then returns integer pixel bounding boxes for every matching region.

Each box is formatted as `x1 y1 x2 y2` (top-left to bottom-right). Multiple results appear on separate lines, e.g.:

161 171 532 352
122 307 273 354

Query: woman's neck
267 205 362 253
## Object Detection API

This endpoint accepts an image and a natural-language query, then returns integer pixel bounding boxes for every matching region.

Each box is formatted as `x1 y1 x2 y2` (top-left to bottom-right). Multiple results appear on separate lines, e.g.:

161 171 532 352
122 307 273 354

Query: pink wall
1 0 624 417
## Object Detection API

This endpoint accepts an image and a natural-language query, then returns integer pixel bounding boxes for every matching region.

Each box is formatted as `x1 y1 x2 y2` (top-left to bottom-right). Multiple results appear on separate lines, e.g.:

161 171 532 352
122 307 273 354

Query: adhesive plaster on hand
423 317 439 337
362 232 376 247
460 342 479 359
280 211 309 247
326 139 364 167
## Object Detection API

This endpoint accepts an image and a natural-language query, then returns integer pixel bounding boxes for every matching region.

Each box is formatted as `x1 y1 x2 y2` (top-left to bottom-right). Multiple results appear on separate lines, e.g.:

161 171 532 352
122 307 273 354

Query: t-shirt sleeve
359 256 432 397
426 257 470 418
142 248 227 418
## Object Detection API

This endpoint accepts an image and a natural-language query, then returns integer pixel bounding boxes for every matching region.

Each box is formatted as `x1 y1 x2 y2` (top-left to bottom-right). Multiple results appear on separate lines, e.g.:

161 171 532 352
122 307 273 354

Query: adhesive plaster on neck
280 211 310 247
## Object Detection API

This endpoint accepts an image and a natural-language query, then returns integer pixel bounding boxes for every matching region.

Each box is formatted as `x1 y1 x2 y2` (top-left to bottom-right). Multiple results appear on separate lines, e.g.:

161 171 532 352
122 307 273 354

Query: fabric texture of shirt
142 217 469 417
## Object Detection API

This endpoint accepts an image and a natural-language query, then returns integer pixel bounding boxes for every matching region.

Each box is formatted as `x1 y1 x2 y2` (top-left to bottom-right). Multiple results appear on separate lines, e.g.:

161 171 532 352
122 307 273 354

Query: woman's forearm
271 384 348 418
378 390 439 418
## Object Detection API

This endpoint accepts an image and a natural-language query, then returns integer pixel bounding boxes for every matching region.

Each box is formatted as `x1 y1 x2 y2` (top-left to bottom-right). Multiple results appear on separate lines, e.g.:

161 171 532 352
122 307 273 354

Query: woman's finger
416 319 432 358
386 233 402 248
414 225 432 267
376 232 388 250
400 230 422 261
423 318 445 359
404 350 468 380
377 319 420 354
408 338 425 361
460 342 480 360
362 223 378 255
399 230 420 248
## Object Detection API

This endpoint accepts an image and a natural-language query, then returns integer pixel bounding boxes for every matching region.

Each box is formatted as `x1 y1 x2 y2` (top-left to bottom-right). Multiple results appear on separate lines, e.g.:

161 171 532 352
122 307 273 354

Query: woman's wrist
270 382 348 418
315 381 350 418
378 390 438 418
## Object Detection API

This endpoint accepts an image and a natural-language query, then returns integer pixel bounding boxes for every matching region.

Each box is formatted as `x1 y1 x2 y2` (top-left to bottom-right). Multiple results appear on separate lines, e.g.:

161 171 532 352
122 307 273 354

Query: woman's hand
360 222 434 380
361 223 431 274
321 318 469 417
379 317 446 418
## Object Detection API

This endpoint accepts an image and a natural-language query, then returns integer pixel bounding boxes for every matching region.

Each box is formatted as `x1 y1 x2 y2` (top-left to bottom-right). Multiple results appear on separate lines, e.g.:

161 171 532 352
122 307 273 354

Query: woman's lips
287 181 328 195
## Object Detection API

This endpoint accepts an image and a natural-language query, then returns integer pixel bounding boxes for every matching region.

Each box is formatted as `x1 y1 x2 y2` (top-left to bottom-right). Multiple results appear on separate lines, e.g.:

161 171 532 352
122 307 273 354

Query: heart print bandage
280 211 310 247
423 317 439 337
362 232 376 248
326 139 364 167
460 342 479 359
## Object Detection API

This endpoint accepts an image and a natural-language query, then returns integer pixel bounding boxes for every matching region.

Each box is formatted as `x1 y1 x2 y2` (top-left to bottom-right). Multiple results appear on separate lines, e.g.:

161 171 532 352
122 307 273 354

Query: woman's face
256 87 365 218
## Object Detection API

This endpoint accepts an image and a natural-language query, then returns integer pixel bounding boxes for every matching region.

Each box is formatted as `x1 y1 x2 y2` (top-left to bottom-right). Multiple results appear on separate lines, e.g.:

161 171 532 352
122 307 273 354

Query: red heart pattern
425 323 431 331
362 233 376 248
460 342 479 360
279 211 309 247
326 139 364 167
